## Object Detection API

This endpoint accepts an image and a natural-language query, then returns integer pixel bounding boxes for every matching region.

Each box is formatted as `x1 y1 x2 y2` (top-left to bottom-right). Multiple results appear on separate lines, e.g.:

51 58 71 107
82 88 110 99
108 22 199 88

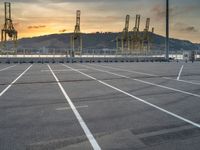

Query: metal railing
0 49 199 61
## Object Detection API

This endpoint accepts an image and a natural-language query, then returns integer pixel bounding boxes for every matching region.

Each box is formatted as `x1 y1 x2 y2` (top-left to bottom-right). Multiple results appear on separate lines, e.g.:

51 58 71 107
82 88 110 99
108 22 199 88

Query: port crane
1 2 18 52
116 15 130 52
70 10 82 57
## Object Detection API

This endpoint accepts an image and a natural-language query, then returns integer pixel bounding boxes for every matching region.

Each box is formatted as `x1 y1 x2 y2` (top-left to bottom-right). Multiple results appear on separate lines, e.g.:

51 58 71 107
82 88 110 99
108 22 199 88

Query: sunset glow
0 0 199 43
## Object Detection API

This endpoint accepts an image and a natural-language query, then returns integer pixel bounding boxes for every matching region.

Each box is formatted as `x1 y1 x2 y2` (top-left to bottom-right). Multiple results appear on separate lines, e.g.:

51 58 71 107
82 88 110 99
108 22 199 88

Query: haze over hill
14 32 200 51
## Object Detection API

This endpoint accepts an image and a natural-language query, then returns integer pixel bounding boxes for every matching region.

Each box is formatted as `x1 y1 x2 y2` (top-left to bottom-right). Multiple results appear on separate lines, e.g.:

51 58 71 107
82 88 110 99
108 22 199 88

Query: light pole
166 0 169 60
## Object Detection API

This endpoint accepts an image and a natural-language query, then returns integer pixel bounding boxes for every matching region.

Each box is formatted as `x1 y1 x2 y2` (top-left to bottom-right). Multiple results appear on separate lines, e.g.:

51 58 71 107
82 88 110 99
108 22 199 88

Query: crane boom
145 18 150 31
123 15 130 32
133 14 140 32
74 10 81 34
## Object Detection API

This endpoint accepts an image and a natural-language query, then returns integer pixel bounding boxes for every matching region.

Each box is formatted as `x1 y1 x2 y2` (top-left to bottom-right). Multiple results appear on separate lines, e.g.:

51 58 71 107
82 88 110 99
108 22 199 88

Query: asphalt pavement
0 62 200 150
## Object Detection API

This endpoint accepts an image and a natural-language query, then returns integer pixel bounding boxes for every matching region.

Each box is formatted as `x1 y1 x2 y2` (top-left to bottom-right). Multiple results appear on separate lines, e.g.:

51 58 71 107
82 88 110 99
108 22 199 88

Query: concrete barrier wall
0 56 166 63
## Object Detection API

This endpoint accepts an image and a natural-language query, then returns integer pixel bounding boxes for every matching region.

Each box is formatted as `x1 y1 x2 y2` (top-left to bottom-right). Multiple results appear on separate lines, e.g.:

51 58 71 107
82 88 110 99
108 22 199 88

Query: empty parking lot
0 62 200 150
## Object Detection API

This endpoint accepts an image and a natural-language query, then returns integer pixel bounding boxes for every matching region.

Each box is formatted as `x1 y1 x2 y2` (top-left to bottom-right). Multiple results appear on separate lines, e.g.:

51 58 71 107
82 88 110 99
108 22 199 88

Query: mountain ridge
11 32 200 51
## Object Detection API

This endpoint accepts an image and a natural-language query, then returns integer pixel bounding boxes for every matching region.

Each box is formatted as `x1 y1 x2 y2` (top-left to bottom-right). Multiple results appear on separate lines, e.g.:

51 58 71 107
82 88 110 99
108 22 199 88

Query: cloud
181 26 198 32
27 25 46 29
59 29 67 32
151 5 165 20
151 4 199 21
151 5 176 21
174 23 198 33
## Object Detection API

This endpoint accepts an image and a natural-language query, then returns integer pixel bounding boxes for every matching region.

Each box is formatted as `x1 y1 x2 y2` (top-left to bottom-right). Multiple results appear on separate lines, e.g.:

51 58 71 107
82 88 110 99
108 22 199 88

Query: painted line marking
93 64 200 86
93 64 157 77
0 65 16 72
47 64 101 150
62 64 200 129
56 105 88 111
163 77 200 85
0 65 32 97
41 69 87 72
83 65 200 98
177 65 184 80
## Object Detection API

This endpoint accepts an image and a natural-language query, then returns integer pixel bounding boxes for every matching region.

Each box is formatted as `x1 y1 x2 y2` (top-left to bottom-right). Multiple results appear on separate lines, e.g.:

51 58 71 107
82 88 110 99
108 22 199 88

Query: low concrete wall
0 56 166 63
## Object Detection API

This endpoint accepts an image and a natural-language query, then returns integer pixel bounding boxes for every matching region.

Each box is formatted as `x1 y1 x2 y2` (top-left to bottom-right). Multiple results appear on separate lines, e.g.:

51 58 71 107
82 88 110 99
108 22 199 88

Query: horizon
0 0 200 43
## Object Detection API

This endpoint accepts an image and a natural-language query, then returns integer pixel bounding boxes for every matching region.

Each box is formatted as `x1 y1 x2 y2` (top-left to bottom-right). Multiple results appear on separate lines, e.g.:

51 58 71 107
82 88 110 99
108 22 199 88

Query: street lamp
166 0 169 60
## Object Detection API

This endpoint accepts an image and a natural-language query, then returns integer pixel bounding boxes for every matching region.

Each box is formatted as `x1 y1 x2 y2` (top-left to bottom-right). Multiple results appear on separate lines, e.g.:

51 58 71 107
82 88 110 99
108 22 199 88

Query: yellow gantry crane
70 10 82 57
116 15 130 53
1 2 18 53
130 14 141 52
116 14 154 54
141 18 151 52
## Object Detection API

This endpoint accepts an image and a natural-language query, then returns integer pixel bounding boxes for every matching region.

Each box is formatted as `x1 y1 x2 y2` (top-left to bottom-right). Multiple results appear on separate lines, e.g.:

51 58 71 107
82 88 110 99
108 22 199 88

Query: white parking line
47 64 101 150
93 64 157 77
83 65 200 98
163 77 200 85
0 65 32 97
93 64 200 86
41 69 87 72
0 65 16 72
62 64 200 129
56 105 88 111
177 65 184 80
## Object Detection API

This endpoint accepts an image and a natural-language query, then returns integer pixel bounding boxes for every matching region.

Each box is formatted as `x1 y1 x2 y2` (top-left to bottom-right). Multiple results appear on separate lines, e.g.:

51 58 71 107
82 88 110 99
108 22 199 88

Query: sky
0 0 200 43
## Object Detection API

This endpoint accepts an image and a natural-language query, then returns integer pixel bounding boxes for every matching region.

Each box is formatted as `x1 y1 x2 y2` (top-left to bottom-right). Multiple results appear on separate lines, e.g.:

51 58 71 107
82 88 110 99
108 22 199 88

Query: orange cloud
59 29 67 33
27 25 46 29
